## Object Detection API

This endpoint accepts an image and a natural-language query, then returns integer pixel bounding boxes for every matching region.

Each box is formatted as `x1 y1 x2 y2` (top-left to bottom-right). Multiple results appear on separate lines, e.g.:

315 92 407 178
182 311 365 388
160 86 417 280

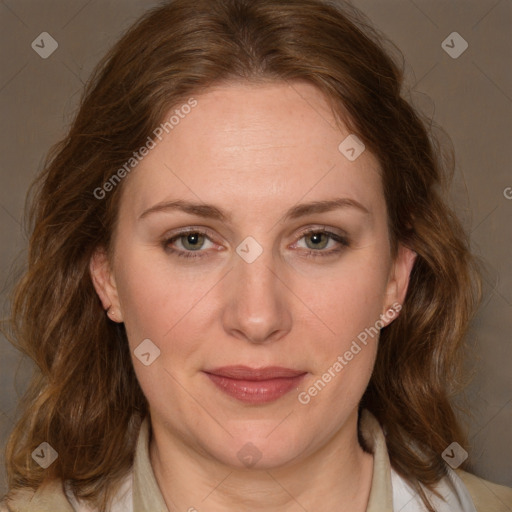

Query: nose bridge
236 252 277 302
221 239 292 343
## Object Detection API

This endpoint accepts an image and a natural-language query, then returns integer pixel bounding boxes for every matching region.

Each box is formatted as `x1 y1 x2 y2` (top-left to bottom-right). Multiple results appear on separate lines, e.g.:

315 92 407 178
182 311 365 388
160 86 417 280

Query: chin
202 426 308 470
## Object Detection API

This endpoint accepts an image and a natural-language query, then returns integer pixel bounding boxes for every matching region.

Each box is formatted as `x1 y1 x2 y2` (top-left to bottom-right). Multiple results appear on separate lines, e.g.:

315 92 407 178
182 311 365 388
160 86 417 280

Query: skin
90 81 416 512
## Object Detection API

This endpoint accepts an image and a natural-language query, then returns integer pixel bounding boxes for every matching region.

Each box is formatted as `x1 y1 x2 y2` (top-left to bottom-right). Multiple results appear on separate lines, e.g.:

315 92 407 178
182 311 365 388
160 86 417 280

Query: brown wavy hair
2 0 481 510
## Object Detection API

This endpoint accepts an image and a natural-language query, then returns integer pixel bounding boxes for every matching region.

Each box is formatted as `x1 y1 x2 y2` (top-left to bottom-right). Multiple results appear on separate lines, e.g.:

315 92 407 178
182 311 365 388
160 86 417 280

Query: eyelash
162 228 350 260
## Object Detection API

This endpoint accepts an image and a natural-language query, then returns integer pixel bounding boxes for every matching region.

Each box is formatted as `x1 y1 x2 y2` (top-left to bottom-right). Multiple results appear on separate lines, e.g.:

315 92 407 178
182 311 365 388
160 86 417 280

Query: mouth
203 366 307 404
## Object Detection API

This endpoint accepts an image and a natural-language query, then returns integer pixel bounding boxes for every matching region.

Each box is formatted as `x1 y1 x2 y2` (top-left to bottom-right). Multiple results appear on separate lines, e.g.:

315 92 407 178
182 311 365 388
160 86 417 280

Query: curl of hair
3 0 481 510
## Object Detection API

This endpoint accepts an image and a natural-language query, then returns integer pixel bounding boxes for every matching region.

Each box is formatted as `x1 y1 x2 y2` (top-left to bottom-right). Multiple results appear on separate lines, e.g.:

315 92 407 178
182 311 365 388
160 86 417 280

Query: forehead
120 81 383 220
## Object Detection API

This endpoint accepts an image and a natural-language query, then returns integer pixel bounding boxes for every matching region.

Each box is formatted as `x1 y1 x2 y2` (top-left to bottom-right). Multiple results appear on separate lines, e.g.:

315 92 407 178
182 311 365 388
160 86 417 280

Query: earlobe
89 247 123 321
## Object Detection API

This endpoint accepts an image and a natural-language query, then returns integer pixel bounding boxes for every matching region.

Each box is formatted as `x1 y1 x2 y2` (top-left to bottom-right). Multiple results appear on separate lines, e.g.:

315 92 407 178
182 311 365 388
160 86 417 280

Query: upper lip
204 366 306 381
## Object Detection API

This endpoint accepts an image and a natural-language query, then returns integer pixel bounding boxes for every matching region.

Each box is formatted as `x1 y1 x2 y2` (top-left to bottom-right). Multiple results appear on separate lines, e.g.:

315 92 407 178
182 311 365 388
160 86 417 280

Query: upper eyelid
295 225 347 238
163 226 213 239
164 225 345 238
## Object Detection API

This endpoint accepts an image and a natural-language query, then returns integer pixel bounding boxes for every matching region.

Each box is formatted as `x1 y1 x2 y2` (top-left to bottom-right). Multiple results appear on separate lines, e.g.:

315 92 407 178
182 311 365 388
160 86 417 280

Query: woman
1 0 511 511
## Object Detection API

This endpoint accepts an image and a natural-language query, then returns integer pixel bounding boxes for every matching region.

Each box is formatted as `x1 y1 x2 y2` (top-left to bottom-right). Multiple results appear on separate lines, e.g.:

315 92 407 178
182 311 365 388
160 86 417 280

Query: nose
221 246 292 345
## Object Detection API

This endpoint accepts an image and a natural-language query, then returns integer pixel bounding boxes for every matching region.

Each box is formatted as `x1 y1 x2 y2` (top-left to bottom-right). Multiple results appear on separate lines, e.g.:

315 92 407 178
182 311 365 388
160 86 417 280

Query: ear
381 244 417 327
89 247 124 322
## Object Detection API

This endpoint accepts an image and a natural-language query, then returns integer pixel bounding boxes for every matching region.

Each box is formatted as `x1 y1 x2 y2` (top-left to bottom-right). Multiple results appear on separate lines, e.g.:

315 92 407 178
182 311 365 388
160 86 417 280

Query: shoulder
391 465 512 512
1 474 133 512
0 480 75 512
456 469 512 512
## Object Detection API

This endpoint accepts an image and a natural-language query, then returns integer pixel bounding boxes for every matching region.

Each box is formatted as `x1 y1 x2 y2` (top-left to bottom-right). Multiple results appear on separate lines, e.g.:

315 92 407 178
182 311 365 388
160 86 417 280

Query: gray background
0 0 511 500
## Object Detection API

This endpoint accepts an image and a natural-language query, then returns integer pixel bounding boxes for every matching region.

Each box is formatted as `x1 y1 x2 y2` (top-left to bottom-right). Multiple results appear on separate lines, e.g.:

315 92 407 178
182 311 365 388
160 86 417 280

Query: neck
149 410 374 512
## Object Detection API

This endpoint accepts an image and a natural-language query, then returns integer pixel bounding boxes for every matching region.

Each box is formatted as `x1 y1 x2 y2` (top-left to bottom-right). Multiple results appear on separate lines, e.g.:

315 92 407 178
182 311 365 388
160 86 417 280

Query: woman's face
91 81 415 469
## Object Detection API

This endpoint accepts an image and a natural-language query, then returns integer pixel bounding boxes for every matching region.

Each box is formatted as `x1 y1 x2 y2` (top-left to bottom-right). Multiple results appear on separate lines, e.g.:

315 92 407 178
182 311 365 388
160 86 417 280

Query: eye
162 226 350 261
293 228 350 258
162 229 217 259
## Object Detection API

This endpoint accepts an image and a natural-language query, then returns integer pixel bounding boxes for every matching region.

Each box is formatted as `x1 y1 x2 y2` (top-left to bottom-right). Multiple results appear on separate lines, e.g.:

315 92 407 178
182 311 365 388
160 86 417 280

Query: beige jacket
2 410 511 511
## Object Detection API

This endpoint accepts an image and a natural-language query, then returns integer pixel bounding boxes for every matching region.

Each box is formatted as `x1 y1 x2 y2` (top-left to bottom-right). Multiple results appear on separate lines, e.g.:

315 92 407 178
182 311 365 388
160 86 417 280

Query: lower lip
205 372 306 404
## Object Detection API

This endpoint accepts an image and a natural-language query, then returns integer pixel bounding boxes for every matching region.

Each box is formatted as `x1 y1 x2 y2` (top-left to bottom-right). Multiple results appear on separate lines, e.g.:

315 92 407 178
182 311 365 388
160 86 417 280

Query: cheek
114 246 220 354
304 250 390 346
113 249 216 409
295 244 390 408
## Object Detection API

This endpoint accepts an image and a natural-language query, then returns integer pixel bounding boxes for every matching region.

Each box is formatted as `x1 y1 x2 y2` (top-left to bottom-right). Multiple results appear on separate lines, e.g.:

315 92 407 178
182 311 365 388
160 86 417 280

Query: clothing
2 410 511 511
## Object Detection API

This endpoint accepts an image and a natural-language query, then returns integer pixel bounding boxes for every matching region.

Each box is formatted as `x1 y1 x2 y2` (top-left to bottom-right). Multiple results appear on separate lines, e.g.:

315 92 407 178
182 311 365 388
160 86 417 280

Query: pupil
187 234 201 246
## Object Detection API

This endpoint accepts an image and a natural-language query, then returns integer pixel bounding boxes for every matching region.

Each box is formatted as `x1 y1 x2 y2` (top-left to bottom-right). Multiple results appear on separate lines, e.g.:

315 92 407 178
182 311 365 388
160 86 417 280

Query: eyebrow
138 197 370 222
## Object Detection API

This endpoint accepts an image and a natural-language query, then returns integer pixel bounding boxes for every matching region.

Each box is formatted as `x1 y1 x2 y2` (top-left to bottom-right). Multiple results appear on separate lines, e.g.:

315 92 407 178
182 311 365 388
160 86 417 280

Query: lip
203 366 307 404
